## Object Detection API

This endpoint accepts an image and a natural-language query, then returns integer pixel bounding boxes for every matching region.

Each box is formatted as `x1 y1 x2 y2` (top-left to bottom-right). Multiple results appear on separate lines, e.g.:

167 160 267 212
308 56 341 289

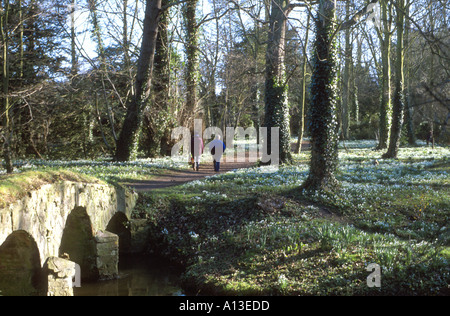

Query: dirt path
127 141 311 193
127 159 256 192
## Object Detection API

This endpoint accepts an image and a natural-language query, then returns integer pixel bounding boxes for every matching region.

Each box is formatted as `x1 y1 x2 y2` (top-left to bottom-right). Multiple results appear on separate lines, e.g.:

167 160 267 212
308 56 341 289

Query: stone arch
106 212 131 254
0 230 42 296
59 207 99 281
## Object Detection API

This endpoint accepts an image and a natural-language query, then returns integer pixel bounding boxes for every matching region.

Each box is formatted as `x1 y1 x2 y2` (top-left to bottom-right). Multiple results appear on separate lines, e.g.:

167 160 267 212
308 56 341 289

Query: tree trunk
115 0 162 162
252 18 263 145
383 0 405 158
301 0 339 191
377 0 392 150
70 0 78 76
295 13 311 154
264 0 292 165
141 0 171 157
19 0 24 78
1 0 13 173
182 0 200 127
403 2 416 145
122 0 131 73
157 4 175 157
342 0 352 140
89 0 118 148
353 39 361 124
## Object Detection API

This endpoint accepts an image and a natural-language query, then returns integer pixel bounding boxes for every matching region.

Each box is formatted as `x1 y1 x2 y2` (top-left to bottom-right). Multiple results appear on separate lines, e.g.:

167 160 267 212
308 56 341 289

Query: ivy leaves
303 6 340 191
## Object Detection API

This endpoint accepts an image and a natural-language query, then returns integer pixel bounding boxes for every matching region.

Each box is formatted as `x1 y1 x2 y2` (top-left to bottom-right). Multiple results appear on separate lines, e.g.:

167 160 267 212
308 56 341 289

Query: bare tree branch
339 0 380 31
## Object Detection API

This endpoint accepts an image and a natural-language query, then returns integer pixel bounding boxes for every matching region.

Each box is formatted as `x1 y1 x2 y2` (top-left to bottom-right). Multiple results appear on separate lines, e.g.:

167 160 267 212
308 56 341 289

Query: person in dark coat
191 133 204 171
427 130 434 147
209 135 226 172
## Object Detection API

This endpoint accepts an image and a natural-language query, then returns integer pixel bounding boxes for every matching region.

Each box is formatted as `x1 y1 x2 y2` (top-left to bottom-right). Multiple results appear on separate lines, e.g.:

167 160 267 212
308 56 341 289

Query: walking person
427 130 434 148
209 135 226 172
191 133 204 171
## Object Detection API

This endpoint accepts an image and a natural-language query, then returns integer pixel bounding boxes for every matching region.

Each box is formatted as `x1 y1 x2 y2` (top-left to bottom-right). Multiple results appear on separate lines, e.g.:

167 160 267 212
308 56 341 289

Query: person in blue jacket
209 135 226 172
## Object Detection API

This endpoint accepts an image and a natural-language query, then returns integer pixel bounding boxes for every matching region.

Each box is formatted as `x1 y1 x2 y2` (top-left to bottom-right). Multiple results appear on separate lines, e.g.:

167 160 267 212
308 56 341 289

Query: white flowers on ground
6 156 191 181
6 142 449 200
189 231 199 239
182 144 449 198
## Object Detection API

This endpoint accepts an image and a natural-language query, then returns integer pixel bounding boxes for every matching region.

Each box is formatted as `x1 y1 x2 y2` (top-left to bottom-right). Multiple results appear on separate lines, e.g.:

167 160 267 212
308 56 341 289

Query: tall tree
383 0 406 158
250 6 266 146
181 0 200 127
141 0 172 157
376 0 393 149
301 0 340 191
89 0 119 149
70 0 78 76
295 13 311 154
1 0 13 173
5 0 69 161
341 0 353 140
263 0 294 165
115 0 162 161
302 0 380 191
403 1 416 145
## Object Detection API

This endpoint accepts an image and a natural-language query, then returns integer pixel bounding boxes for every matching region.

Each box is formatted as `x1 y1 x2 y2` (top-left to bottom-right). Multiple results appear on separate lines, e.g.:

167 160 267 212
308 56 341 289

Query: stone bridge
0 181 139 296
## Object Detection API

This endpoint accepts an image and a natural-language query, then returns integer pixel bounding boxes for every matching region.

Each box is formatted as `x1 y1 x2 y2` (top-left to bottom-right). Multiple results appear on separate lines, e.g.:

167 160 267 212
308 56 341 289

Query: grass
4 156 189 187
133 142 449 296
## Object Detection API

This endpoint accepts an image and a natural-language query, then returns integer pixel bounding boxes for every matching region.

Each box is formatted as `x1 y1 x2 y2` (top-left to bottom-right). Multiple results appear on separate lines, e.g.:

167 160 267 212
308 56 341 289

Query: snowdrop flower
189 232 199 239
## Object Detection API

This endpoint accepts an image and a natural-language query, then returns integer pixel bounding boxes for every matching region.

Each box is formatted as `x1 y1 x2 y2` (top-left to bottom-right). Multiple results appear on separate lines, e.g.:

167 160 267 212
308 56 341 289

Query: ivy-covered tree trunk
383 0 405 159
264 0 292 165
301 0 339 191
377 0 392 149
182 0 200 127
115 0 161 162
157 5 176 157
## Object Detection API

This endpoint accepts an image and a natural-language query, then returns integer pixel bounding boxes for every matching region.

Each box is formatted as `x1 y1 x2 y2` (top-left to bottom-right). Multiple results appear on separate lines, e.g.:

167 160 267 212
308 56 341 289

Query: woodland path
127 141 311 193
127 158 256 192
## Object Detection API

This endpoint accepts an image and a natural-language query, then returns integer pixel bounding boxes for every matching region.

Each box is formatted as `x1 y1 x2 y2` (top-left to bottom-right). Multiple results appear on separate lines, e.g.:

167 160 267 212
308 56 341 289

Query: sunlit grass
4 156 190 185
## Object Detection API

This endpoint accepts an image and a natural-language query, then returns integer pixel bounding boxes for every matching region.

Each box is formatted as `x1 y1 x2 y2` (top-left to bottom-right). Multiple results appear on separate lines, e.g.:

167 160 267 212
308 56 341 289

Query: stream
74 255 185 296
